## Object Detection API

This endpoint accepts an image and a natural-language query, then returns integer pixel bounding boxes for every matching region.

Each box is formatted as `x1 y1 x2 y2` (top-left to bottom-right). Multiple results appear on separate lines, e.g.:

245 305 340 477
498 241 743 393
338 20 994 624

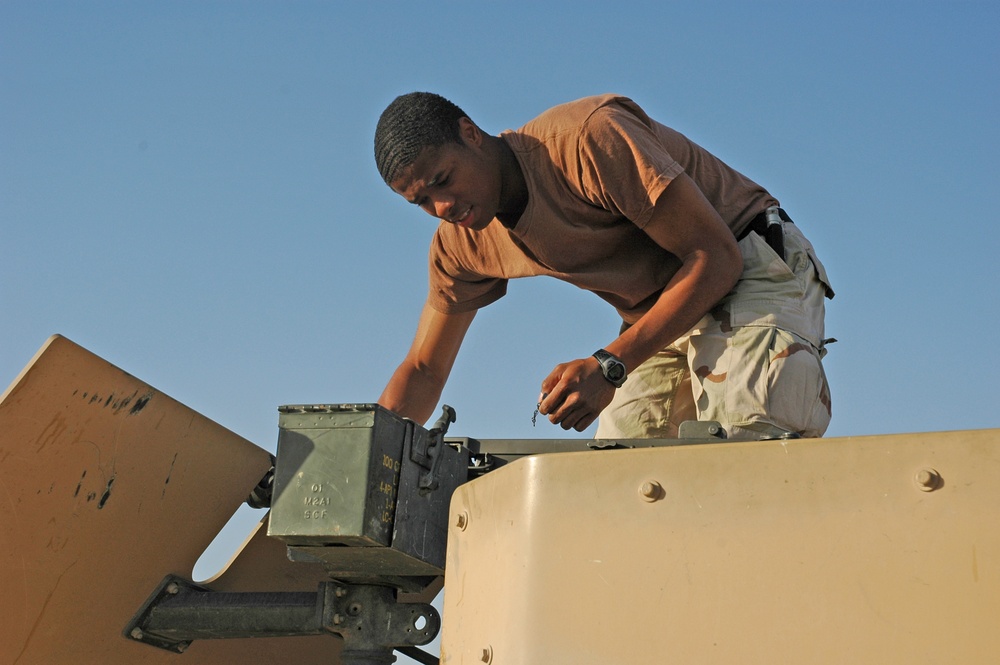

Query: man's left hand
539 357 616 431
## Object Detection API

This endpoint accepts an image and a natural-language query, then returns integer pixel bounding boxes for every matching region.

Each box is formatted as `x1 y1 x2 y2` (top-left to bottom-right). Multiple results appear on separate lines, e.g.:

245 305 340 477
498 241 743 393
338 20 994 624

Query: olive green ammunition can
268 404 409 546
267 403 469 585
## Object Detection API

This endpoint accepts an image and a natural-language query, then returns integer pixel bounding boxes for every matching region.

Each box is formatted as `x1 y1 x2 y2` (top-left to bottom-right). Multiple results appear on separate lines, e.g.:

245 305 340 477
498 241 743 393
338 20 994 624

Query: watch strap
593 349 627 388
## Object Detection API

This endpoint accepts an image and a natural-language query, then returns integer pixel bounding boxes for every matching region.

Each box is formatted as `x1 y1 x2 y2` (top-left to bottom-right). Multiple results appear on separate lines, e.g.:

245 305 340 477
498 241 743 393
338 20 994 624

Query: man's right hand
538 356 617 431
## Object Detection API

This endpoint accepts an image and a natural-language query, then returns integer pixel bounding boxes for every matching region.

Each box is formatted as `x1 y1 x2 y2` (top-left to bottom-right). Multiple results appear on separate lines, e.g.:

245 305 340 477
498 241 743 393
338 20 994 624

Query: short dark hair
374 92 469 185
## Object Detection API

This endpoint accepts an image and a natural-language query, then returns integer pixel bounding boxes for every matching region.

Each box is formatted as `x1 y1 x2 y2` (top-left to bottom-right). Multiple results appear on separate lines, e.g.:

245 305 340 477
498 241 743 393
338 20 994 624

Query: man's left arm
539 172 743 431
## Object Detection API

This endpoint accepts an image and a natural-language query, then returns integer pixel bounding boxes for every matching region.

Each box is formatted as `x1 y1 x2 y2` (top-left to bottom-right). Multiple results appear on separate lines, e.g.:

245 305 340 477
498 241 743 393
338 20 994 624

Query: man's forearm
607 245 742 373
605 173 745 373
378 304 475 425
378 362 446 425
537 241 742 432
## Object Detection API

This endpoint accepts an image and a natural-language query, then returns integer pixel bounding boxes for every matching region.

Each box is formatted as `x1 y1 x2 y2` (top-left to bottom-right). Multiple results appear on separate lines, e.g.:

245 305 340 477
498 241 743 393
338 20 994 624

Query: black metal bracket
418 405 456 492
321 583 440 662
124 575 440 663
245 454 276 508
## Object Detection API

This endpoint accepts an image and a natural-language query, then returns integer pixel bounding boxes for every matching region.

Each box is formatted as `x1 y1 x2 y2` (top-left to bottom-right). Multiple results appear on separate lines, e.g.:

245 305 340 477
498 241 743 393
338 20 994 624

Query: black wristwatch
593 349 627 388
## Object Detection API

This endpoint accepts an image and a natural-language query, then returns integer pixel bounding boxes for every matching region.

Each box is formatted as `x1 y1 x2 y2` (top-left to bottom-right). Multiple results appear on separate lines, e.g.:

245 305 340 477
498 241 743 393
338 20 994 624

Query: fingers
537 358 611 431
539 362 567 396
538 363 571 417
543 391 589 431
555 402 597 431
538 363 568 414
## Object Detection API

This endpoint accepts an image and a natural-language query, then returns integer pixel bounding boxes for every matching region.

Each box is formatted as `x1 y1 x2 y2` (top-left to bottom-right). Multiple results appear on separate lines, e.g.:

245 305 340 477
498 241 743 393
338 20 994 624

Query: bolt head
915 468 942 492
130 627 144 640
640 480 663 502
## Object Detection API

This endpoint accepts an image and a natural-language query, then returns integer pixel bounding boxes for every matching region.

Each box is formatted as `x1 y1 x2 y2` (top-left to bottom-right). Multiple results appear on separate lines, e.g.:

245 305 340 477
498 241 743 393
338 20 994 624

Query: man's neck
491 135 528 229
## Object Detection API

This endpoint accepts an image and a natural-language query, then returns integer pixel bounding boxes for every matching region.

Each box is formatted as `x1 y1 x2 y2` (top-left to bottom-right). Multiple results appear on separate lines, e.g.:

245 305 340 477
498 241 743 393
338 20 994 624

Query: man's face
390 120 501 232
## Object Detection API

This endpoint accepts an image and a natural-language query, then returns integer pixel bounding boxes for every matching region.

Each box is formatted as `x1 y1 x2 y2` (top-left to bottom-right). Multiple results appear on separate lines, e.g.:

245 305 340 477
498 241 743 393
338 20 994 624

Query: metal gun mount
124 403 750 663
126 403 466 665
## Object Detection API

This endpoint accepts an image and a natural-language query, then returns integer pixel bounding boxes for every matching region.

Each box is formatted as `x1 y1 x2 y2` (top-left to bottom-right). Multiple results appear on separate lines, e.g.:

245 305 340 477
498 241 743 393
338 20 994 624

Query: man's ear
457 116 482 147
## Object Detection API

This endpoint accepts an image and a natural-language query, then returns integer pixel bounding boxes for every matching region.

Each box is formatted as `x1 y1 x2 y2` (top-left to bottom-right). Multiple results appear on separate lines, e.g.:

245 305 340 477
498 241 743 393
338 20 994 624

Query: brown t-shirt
427 94 777 323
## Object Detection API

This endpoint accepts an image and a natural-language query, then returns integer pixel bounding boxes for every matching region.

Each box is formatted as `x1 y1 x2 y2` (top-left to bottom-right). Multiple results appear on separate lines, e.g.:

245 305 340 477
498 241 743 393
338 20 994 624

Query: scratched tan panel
443 429 1000 664
0 335 341 664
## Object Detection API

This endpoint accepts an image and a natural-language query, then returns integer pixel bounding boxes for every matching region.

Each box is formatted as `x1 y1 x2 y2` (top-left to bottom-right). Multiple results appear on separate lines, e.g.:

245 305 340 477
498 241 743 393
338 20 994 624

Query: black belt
737 206 792 260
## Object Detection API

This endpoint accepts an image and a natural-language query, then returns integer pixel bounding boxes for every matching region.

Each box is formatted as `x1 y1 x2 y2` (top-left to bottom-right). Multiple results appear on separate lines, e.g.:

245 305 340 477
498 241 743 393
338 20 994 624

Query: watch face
607 363 625 381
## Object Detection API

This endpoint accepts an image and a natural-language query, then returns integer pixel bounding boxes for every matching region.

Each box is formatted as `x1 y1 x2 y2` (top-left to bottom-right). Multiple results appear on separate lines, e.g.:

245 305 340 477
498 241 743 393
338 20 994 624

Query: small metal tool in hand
532 393 547 426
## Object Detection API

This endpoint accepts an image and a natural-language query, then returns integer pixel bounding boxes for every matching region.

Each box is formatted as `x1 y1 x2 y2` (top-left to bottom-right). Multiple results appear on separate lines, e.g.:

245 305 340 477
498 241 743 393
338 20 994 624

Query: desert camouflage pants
596 220 834 440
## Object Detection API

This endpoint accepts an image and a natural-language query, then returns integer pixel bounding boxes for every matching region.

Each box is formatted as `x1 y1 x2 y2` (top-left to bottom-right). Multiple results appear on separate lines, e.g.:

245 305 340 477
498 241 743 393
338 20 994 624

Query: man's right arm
378 301 476 425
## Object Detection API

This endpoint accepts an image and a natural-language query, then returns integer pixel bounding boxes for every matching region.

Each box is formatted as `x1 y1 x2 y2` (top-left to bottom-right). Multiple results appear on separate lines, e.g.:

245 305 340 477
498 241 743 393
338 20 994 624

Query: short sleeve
576 103 685 228
426 229 509 313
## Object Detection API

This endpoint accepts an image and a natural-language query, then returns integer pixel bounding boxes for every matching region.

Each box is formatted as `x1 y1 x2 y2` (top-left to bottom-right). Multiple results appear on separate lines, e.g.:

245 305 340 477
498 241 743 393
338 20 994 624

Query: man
374 92 834 439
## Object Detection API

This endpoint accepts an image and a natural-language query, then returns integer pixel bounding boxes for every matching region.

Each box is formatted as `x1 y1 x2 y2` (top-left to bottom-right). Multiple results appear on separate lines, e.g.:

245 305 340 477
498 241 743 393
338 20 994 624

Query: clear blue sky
3 0 998 634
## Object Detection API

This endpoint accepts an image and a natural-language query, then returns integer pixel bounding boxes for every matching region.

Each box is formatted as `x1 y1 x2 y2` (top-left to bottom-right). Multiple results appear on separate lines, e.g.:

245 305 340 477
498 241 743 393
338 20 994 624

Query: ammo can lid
277 403 410 430
278 403 382 414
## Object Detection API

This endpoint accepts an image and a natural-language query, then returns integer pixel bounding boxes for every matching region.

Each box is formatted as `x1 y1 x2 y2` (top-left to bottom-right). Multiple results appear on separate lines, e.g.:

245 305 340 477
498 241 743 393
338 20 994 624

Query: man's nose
432 197 454 220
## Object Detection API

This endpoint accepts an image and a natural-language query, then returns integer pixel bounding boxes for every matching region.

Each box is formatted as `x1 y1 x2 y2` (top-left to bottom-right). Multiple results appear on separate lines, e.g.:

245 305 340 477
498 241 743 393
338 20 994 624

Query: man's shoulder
534 93 630 122
515 94 652 139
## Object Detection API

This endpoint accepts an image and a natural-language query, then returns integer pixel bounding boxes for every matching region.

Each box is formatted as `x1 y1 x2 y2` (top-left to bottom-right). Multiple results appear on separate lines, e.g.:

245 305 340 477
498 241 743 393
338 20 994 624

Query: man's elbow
722 240 743 291
695 240 743 298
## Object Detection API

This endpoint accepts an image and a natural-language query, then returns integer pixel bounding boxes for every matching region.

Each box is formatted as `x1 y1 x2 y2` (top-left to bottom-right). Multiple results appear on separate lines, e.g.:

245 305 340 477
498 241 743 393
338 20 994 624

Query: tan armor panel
0 335 340 664
443 430 999 664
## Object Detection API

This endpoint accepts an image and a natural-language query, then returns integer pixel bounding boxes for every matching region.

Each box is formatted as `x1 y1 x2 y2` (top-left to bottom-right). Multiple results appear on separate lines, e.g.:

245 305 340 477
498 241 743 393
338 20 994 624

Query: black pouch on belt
738 206 791 261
